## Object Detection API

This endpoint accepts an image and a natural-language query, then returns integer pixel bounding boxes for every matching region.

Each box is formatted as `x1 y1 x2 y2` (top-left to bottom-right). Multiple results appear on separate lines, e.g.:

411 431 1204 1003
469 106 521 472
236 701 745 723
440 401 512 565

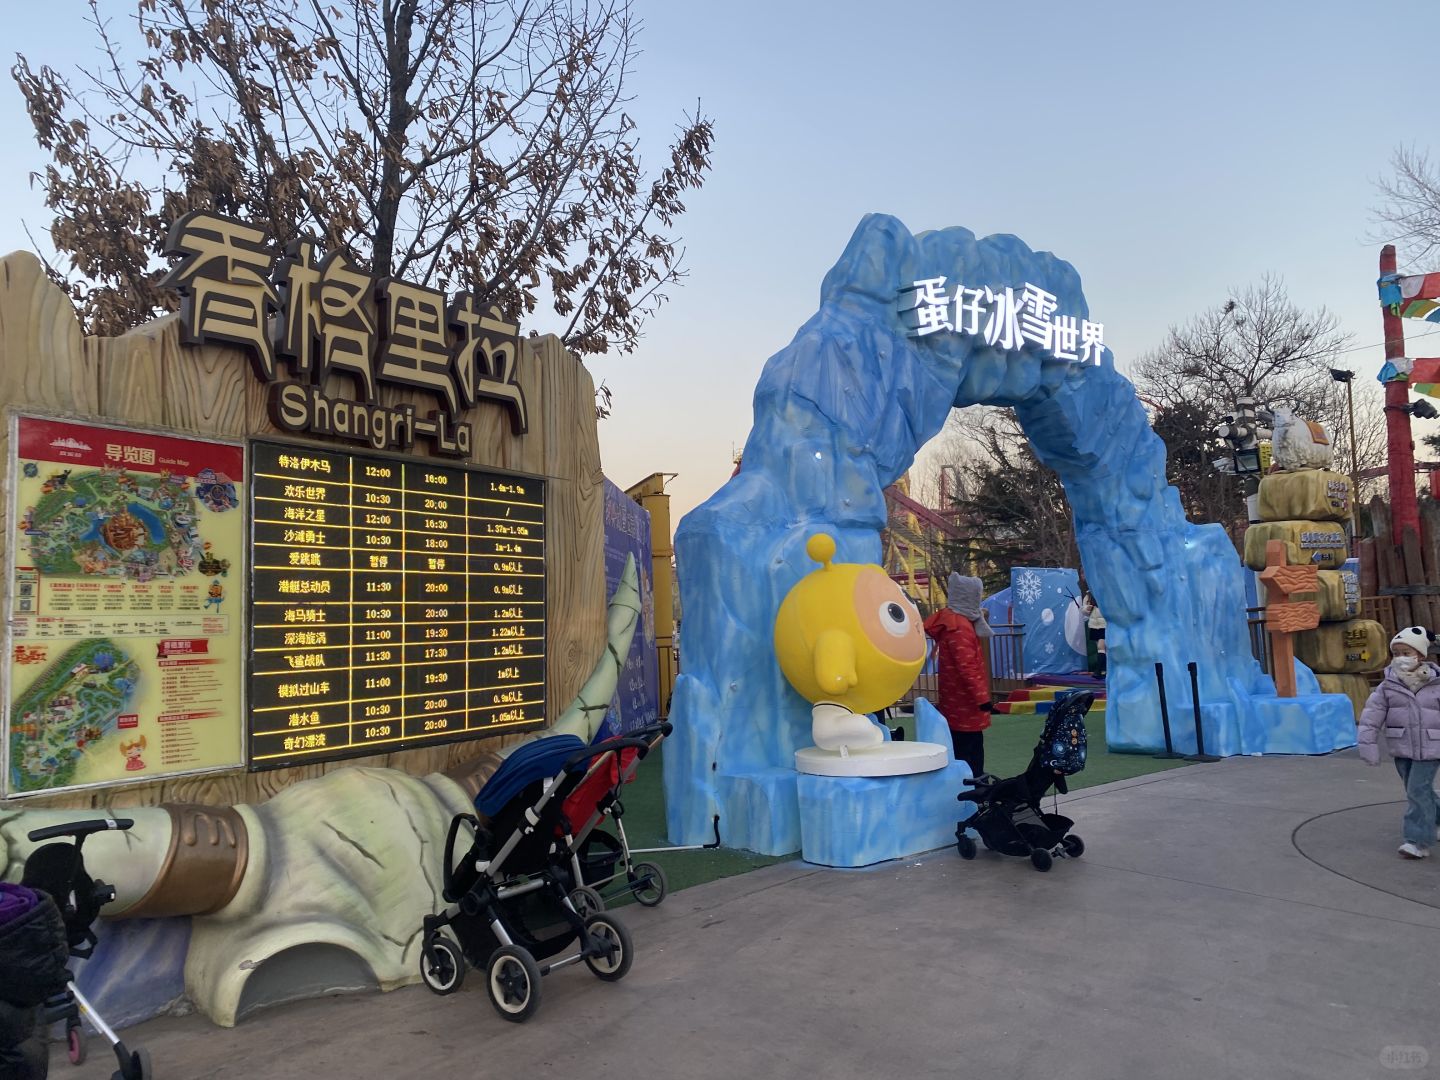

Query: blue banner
602 479 659 734
980 586 1023 680
980 585 1011 629
1011 567 1087 676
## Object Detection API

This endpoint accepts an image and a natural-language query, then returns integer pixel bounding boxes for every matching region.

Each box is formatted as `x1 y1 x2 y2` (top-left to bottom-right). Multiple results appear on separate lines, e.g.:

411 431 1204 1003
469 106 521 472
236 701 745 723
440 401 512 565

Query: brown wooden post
1258 540 1321 698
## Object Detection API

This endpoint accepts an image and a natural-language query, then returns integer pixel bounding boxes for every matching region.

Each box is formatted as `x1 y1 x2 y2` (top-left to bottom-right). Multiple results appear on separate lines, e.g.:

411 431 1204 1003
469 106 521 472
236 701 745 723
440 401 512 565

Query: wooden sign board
0 250 603 811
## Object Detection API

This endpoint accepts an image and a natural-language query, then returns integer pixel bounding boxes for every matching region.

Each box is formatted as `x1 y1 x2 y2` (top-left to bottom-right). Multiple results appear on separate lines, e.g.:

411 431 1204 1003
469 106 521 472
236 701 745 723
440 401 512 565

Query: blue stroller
418 733 653 1022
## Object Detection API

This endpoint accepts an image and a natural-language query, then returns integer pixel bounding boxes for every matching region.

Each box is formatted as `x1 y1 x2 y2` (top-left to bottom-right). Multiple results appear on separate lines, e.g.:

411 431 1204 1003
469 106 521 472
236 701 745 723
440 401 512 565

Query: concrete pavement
60 750 1440 1080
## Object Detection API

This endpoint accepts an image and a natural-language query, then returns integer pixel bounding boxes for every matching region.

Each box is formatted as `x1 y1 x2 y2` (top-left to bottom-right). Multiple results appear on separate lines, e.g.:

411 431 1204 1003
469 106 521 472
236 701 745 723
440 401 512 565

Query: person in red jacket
924 572 993 775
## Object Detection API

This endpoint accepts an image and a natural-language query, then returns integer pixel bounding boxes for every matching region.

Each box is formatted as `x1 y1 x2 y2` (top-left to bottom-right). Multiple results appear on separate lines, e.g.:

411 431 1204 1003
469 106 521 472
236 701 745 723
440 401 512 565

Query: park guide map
4 415 246 796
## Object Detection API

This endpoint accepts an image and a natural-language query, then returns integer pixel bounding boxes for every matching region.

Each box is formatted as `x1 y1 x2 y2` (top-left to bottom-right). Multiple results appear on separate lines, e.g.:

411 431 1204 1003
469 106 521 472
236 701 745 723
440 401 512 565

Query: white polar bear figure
1270 406 1333 472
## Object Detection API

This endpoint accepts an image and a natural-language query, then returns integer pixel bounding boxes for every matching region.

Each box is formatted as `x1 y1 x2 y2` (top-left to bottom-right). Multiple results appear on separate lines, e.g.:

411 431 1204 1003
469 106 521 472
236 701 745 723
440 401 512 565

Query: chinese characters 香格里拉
161 212 529 449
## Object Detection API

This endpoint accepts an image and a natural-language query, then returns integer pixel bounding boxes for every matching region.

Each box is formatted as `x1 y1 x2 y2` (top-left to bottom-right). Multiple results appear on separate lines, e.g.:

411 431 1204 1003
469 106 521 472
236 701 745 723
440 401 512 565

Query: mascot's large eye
878 601 911 637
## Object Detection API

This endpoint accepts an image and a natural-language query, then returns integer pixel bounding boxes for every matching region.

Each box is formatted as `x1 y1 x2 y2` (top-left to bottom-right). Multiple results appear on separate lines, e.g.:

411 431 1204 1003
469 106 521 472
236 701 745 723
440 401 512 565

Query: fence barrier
900 624 1025 709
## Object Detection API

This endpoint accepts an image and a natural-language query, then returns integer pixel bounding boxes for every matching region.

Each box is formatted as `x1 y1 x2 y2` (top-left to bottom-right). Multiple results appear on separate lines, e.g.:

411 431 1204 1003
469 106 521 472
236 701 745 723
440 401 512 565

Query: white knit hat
1391 626 1434 655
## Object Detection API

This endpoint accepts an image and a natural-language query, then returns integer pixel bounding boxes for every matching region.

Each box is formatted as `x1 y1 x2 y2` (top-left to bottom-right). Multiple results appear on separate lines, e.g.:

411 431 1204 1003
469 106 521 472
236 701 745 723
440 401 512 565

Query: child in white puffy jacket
1357 626 1440 859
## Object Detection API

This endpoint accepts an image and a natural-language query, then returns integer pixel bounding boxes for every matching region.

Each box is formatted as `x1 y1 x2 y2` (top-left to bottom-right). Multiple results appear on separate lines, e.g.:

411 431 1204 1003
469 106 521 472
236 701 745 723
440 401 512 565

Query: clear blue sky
1 1 1434 525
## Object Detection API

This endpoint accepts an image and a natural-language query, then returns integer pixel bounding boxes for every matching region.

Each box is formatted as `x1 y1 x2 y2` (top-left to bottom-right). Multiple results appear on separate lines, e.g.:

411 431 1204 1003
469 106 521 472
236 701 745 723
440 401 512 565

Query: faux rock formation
1316 673 1371 721
1295 619 1388 675
796 699 973 867
1314 570 1351 622
1257 469 1353 523
1270 408 1335 471
664 214 1354 855
1243 520 1348 571
186 768 471 1025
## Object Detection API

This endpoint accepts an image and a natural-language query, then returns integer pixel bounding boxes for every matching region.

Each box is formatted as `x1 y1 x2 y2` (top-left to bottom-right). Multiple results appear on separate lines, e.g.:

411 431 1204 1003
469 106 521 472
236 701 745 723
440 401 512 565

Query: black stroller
418 733 653 1022
15 818 152 1079
955 691 1092 873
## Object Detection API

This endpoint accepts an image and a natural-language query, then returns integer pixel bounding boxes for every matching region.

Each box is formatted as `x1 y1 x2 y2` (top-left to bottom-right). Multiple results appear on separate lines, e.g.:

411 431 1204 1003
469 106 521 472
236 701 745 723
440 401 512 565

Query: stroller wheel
1030 848 1053 873
67 1020 86 1064
569 885 605 917
1062 834 1085 859
629 861 668 906
486 945 542 1022
955 834 977 860
583 914 634 982
420 935 466 995
116 1046 152 1080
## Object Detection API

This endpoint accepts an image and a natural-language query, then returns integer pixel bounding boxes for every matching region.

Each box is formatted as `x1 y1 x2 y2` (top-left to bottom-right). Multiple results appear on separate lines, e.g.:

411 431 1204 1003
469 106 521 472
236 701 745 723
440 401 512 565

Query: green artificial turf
887 710 1192 790
604 710 1185 903
598 744 790 904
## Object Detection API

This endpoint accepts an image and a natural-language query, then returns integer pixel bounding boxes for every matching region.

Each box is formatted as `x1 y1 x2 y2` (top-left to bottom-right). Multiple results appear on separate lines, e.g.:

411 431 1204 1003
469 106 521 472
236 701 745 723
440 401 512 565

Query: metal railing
988 624 1026 692
1246 607 1270 674
899 624 1025 708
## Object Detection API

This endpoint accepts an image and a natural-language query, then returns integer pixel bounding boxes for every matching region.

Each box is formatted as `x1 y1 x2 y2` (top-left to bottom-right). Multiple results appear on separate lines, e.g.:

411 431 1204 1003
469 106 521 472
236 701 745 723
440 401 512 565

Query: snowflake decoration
1044 642 1056 655
1015 571 1043 606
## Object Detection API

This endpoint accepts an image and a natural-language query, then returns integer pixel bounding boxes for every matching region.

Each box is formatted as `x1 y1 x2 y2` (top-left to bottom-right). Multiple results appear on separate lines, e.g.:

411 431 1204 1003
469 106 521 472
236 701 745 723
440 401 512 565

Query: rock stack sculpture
1242 420 1379 718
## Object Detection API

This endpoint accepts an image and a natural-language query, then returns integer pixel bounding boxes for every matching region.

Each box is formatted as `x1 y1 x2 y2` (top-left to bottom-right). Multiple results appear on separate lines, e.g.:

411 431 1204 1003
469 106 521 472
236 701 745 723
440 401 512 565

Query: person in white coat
1357 626 1440 859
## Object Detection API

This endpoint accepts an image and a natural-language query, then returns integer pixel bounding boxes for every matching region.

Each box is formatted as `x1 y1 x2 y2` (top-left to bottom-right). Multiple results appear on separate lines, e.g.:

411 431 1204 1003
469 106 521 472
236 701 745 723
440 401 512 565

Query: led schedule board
248 440 546 768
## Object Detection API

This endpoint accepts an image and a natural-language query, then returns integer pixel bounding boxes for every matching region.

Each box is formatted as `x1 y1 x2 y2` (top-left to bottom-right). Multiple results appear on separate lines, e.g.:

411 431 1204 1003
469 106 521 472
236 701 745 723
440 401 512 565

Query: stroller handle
562 735 655 772
957 776 995 799
27 817 134 843
629 720 673 740
441 813 482 902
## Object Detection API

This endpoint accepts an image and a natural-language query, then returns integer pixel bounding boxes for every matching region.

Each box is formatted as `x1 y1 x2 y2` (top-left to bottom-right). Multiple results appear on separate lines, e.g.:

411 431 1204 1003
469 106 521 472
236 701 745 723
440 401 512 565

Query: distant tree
1132 276 1350 415
1373 146 1440 267
12 0 714 354
1149 399 1246 534
938 408 1078 592
1132 276 1386 513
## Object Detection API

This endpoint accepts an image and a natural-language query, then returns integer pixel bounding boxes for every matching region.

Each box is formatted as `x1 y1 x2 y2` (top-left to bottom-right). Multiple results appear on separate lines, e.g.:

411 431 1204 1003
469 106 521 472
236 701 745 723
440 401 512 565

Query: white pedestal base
793 741 948 777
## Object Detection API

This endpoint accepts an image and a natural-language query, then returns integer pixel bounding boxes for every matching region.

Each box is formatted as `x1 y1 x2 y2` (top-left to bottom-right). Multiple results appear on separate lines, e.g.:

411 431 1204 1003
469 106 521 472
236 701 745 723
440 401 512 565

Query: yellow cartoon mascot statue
775 534 944 775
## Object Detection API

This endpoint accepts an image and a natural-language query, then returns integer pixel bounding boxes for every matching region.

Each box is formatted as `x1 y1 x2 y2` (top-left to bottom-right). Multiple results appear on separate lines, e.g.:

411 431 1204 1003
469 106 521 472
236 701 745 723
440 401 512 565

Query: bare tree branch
12 0 714 350
1372 145 1440 269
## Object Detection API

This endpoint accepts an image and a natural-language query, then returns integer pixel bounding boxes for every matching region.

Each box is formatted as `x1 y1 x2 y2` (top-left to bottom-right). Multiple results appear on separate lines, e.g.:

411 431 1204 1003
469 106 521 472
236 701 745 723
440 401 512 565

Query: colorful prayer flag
1378 357 1414 383
1378 272 1440 322
1408 357 1440 398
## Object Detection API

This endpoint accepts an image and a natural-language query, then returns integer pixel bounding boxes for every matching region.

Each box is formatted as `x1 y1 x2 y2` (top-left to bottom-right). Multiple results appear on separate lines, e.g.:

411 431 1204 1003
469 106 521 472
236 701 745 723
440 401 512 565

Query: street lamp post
1329 368 1361 538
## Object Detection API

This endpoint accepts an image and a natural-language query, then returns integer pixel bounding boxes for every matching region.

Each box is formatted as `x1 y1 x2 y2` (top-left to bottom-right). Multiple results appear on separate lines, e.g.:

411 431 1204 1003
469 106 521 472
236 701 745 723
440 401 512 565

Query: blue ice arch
664 215 1354 856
